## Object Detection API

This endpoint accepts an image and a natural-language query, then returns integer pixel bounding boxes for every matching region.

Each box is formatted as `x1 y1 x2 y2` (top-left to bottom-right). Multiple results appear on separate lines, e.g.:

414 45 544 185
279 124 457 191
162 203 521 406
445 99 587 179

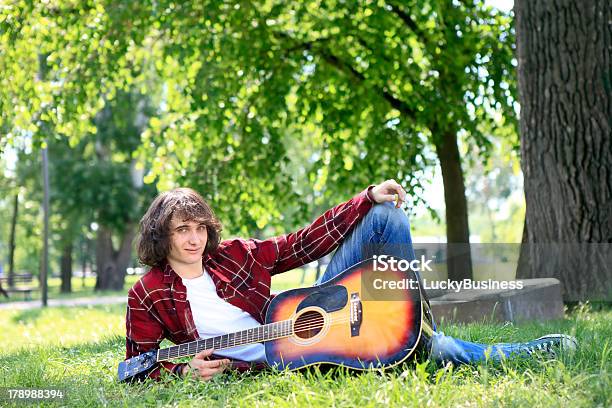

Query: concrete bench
428 278 564 324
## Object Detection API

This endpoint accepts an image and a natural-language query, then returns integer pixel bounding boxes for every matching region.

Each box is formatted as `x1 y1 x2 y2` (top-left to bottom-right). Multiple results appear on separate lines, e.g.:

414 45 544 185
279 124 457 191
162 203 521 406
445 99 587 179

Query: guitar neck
156 319 294 361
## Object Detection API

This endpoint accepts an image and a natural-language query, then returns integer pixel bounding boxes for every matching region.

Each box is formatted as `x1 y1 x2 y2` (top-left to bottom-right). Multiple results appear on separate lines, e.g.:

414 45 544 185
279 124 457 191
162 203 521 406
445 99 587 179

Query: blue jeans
316 202 530 366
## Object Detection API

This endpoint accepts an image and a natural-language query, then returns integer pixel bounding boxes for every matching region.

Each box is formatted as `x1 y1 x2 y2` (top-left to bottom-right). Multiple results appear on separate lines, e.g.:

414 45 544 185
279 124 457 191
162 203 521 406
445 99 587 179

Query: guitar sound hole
294 310 324 339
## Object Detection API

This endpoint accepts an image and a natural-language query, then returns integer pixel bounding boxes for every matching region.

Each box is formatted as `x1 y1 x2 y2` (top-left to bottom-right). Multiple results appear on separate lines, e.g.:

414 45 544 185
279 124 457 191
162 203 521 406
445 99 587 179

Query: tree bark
515 0 612 301
60 242 72 293
516 218 530 274
95 225 136 291
434 129 474 281
81 238 89 288
8 193 18 288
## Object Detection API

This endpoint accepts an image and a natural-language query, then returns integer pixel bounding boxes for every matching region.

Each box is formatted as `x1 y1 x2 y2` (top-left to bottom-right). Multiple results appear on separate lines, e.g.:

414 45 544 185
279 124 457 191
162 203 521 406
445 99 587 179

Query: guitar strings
291 310 380 330
164 313 401 357
161 315 358 359
277 308 411 336
292 315 366 332
289 303 414 333
161 310 415 359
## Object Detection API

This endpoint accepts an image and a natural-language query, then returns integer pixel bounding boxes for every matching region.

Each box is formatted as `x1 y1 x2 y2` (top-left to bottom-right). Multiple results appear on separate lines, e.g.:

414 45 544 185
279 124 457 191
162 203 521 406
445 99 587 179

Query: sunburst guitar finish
265 258 432 370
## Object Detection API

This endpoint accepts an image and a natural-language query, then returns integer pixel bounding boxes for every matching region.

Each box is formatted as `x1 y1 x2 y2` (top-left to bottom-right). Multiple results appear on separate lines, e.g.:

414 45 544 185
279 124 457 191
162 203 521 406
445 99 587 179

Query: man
125 180 576 381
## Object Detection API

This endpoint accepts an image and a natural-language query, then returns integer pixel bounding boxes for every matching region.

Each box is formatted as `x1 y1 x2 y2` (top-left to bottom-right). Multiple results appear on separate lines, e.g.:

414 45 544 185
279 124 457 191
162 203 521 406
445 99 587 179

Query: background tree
47 138 89 293
1 1 519 282
515 0 611 301
78 90 157 291
0 156 18 295
144 1 518 280
0 144 46 285
465 128 523 244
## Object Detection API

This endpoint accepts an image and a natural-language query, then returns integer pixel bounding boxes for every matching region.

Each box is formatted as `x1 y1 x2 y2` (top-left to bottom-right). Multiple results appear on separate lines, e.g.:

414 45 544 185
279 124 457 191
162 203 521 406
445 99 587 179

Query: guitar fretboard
157 319 294 361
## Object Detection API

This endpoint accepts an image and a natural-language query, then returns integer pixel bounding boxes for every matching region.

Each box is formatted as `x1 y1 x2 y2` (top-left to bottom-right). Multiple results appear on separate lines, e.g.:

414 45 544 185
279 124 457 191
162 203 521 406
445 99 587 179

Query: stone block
428 278 564 324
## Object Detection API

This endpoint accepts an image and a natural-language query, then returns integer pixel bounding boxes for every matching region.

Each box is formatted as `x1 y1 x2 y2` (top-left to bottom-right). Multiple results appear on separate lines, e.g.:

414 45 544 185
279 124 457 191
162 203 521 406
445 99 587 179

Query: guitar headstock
118 351 157 383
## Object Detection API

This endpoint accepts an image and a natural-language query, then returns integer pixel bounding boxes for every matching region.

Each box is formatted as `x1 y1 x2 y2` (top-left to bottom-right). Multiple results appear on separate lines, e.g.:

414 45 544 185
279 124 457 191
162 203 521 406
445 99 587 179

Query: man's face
167 216 208 269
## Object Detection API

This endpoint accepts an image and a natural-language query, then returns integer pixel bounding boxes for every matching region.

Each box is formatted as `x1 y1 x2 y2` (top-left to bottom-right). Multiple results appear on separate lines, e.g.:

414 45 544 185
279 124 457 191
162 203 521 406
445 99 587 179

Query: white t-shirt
181 270 266 362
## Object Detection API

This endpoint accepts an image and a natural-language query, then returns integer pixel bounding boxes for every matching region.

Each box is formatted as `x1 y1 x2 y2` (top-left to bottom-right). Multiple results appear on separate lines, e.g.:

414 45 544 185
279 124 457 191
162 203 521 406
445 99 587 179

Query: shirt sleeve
125 286 181 381
253 185 376 275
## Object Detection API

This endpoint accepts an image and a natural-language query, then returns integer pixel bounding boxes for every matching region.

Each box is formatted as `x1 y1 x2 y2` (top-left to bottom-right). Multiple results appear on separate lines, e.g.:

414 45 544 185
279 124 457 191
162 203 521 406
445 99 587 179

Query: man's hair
137 187 222 267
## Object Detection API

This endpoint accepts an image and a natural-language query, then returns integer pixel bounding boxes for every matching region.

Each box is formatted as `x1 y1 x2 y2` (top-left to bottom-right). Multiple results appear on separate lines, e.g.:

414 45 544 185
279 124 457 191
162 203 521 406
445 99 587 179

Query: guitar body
265 258 431 370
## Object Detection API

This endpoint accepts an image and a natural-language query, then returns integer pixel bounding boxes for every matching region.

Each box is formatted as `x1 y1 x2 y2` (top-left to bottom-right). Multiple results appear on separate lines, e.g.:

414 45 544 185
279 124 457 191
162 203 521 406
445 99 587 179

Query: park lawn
0 275 142 304
0 267 318 305
0 304 609 408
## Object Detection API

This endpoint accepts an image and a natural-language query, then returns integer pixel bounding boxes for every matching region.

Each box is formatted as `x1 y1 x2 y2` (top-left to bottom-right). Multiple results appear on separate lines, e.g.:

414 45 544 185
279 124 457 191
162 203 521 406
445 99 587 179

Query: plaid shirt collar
160 258 232 284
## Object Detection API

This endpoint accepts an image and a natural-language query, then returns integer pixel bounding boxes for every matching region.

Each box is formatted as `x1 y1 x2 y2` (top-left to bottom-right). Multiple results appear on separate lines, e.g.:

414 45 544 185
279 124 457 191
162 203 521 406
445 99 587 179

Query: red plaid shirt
125 186 375 380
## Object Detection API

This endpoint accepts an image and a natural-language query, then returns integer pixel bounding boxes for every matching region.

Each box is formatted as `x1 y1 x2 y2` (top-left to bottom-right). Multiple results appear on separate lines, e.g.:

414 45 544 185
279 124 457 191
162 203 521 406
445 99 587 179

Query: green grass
0 302 609 407
0 275 141 304
0 267 318 304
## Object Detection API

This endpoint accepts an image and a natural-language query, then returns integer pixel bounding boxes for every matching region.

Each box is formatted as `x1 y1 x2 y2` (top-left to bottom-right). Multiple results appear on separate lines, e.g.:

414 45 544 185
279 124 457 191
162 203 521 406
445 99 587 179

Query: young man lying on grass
125 180 576 381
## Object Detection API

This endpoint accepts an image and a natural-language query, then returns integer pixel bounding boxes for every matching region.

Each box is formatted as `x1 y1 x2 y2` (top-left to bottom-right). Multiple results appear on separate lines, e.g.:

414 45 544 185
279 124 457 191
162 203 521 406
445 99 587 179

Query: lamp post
41 144 49 307
38 52 50 308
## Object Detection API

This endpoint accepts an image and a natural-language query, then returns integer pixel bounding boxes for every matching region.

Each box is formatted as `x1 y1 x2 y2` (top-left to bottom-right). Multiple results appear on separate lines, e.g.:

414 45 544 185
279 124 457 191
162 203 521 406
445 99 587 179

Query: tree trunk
434 129 474 281
8 193 18 288
516 218 530 274
515 0 612 301
81 238 88 288
60 242 72 293
95 225 136 291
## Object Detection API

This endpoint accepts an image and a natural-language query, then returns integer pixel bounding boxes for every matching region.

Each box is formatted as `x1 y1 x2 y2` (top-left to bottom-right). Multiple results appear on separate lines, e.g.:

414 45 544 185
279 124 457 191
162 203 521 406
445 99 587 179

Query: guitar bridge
350 293 363 337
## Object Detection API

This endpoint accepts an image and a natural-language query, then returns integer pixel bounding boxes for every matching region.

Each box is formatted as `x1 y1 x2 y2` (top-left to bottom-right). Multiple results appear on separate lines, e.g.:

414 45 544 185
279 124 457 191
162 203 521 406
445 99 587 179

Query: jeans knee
369 202 409 231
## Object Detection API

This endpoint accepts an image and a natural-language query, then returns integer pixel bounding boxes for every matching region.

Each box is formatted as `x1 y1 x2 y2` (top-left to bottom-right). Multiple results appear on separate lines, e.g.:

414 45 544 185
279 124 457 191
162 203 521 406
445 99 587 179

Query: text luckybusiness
372 278 524 292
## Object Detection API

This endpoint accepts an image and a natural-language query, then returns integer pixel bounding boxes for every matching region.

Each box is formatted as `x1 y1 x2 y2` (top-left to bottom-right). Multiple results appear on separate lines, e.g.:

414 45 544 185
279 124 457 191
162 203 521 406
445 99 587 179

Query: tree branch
385 1 424 38
274 32 417 119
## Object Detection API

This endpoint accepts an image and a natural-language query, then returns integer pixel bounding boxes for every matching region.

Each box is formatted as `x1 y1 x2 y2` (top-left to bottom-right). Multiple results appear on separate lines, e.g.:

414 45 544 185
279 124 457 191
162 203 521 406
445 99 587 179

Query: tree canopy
1 0 517 234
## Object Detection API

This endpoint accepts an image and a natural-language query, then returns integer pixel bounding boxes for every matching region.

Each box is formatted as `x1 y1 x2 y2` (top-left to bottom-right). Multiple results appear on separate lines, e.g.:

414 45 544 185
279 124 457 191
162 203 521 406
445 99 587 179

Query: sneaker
520 334 578 358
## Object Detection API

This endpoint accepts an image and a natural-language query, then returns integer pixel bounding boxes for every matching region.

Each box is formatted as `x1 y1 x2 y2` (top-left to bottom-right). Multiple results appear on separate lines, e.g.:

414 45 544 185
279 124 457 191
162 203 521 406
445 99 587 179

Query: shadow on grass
10 303 126 324
10 307 45 324
0 335 125 363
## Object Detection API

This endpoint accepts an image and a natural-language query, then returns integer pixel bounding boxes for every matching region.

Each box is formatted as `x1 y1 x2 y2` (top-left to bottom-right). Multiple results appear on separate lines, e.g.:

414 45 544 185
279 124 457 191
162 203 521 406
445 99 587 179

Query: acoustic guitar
118 257 434 382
